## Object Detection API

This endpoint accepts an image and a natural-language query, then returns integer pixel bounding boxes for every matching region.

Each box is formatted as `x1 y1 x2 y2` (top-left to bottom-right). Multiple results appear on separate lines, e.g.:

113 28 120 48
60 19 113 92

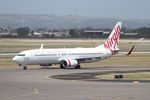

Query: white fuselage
13 47 112 65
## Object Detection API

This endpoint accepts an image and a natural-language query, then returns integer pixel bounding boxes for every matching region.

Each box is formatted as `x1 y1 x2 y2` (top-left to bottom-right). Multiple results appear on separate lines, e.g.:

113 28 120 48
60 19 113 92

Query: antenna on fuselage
40 44 44 49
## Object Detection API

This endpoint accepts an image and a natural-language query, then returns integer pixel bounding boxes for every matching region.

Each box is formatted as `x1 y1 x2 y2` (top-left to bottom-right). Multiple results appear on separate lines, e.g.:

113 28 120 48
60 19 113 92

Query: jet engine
62 59 78 68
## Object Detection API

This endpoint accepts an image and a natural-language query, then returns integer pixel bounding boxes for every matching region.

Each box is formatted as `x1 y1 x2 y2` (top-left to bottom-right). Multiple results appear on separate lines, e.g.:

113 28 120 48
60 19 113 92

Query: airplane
12 22 133 70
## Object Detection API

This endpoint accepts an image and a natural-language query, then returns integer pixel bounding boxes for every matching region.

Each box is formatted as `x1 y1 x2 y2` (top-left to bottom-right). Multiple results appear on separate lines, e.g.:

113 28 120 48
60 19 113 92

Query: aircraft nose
12 56 20 63
12 56 17 62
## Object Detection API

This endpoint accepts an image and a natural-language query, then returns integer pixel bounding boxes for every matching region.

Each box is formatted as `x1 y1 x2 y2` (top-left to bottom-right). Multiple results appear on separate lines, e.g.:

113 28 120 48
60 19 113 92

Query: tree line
0 26 150 38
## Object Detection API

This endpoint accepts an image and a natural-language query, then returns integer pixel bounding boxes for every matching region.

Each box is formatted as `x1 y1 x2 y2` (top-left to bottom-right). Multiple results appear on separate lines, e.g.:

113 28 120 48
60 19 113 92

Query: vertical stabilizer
103 22 122 51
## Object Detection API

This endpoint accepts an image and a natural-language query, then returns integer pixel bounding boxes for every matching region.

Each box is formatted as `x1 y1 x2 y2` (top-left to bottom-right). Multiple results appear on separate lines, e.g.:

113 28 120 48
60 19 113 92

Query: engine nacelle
62 59 78 67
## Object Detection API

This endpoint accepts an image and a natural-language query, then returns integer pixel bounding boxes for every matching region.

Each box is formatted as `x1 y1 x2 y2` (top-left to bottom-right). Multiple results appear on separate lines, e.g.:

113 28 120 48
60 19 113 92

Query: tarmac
0 67 150 100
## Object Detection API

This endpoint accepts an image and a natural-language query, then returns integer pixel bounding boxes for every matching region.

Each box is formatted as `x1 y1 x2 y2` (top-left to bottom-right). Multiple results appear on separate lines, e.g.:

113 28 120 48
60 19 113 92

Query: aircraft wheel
23 66 27 70
60 64 66 69
75 65 81 69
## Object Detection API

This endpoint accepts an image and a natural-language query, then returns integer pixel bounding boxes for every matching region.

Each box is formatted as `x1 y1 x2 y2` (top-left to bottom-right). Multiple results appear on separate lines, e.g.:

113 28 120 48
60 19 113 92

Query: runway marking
2 88 46 100
133 81 139 84
33 88 40 94
46 75 51 79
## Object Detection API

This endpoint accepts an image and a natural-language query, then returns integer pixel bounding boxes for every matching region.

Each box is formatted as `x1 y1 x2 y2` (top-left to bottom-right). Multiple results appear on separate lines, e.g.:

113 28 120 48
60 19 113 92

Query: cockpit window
17 54 25 56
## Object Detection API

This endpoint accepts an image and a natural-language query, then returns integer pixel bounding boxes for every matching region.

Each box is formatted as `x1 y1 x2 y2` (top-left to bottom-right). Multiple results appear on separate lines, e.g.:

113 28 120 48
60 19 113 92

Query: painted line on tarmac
2 88 41 100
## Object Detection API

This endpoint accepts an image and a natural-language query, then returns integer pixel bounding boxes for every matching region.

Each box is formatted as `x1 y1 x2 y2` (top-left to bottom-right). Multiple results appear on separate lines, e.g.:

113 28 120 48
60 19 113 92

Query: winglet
127 45 135 55
40 44 44 49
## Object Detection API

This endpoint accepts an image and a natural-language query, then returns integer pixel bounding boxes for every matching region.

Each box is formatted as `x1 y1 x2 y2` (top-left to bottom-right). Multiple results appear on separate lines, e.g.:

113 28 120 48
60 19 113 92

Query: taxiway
0 67 150 100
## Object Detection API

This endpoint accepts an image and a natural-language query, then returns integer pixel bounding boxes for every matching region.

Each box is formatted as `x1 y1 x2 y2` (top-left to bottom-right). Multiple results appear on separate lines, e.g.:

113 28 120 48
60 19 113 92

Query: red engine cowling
62 59 78 67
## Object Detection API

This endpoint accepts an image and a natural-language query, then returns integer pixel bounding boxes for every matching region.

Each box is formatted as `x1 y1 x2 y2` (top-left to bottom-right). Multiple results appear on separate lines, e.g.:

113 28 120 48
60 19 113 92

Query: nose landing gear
23 66 27 70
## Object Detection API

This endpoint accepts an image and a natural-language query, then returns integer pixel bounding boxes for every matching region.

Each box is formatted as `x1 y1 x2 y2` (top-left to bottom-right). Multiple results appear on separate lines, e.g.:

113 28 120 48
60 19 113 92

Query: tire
23 66 27 70
75 65 81 69
60 64 66 69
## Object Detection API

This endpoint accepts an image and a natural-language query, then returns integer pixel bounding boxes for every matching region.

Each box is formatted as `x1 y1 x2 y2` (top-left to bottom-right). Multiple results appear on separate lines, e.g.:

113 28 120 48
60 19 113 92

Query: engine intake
62 59 78 67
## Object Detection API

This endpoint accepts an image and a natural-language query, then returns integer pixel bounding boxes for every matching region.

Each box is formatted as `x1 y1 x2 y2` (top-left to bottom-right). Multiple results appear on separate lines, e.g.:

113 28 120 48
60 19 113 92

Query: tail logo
104 25 121 50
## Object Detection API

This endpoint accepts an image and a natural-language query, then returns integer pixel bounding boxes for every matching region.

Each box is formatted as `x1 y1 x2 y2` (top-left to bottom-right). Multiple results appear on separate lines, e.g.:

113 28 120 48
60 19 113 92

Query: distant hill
0 14 150 29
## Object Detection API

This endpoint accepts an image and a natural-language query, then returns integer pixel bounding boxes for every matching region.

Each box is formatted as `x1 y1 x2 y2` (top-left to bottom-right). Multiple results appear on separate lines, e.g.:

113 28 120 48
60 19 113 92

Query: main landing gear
75 65 81 69
60 64 66 69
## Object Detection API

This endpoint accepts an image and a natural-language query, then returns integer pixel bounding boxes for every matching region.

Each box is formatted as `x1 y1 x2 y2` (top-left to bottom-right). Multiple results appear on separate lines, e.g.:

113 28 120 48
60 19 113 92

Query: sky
0 0 150 20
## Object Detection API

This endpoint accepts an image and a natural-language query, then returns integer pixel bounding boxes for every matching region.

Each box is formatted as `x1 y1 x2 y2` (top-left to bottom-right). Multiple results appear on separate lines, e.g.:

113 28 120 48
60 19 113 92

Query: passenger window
18 54 25 56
